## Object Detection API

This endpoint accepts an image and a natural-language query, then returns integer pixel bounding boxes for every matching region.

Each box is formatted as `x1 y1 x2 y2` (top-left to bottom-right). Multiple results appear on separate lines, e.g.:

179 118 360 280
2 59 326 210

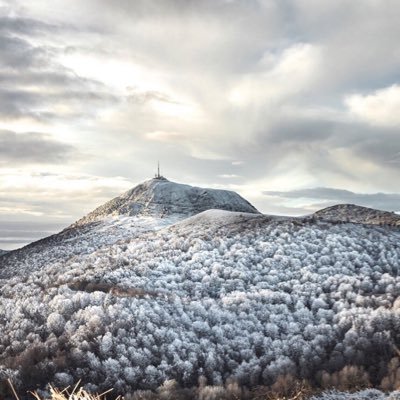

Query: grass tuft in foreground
7 379 120 400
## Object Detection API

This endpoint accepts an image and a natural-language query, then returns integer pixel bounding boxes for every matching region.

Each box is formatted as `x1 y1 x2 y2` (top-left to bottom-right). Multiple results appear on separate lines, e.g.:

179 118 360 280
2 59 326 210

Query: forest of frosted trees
1 211 400 396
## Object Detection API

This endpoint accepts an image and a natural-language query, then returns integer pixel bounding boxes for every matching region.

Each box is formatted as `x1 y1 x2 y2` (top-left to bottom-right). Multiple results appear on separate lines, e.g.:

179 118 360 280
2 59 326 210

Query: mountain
313 203 400 226
1 178 400 397
74 177 259 225
0 249 8 256
0 178 259 279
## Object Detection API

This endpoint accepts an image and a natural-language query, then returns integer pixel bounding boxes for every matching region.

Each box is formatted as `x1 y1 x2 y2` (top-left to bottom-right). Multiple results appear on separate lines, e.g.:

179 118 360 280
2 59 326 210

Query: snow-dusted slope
1 210 400 394
74 177 259 225
0 214 182 279
314 204 400 226
168 209 264 234
0 179 259 279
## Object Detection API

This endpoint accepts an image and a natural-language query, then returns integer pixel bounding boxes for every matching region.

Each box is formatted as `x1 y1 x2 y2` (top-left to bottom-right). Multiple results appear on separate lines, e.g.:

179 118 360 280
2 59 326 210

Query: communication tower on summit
155 161 164 179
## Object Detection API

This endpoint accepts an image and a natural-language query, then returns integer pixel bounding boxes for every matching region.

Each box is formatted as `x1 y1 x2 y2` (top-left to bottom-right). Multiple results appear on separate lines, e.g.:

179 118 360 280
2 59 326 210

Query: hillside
74 177 259 225
313 204 400 226
1 180 400 397
1 215 400 395
0 178 259 279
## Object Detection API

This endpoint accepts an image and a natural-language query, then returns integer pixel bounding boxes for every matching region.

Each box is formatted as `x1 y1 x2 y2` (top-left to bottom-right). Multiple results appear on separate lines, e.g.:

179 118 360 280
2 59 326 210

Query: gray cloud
126 90 179 105
0 15 118 123
0 34 46 69
264 187 400 212
0 130 76 164
352 132 400 169
0 14 60 35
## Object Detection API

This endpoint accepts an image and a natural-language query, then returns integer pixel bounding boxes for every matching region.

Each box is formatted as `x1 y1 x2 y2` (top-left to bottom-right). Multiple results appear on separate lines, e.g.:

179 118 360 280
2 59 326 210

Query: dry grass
5 378 315 400
252 375 314 400
7 379 120 400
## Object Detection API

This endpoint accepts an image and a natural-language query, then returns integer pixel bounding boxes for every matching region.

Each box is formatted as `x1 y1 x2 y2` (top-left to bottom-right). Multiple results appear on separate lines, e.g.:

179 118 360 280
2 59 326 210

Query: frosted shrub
46 313 66 336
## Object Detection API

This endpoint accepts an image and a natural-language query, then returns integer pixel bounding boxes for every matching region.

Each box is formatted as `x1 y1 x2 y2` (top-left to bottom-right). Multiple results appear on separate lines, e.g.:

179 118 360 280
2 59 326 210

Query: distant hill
313 203 400 226
74 177 259 226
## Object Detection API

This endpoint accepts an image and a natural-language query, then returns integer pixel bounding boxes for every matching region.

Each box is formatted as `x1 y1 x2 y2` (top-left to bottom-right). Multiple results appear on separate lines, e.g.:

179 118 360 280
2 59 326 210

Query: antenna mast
155 161 163 179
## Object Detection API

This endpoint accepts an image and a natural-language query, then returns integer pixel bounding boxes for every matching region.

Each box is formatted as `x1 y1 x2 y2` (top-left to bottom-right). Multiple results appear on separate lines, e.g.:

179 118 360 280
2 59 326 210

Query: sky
0 0 400 249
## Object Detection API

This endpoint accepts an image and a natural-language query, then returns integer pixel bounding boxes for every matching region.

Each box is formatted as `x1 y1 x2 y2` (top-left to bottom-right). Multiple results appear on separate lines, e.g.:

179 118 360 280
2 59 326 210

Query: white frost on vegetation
312 389 400 399
0 209 400 393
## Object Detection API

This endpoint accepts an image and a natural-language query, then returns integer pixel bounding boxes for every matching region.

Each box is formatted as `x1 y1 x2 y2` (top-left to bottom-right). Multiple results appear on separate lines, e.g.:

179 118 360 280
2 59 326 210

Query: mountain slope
0 178 259 279
1 211 400 395
74 177 259 225
313 204 400 226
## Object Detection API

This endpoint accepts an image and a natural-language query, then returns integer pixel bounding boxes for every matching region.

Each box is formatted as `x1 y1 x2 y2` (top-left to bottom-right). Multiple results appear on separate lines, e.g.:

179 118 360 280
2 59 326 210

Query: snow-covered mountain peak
74 177 260 225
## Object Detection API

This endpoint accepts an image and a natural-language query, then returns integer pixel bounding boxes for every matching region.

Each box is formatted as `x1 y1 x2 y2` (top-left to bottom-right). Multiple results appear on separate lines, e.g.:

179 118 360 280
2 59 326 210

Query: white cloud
229 43 322 107
0 169 132 218
218 174 240 178
345 84 400 127
145 130 185 142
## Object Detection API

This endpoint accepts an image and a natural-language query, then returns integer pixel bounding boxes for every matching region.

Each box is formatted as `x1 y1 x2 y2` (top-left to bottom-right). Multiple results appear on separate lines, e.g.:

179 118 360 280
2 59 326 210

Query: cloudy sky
1 0 400 249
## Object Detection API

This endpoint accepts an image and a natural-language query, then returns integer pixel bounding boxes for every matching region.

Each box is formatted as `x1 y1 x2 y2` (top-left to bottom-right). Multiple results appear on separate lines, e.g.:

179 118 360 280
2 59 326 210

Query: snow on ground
0 214 183 280
168 209 263 233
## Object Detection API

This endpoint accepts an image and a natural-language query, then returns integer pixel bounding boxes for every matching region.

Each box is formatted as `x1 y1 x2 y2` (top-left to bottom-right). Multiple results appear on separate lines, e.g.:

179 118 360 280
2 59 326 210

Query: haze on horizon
0 0 400 249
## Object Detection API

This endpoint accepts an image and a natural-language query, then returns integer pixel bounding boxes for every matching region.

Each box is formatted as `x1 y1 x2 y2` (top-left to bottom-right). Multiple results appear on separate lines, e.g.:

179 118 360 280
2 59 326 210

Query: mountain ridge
313 203 400 226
